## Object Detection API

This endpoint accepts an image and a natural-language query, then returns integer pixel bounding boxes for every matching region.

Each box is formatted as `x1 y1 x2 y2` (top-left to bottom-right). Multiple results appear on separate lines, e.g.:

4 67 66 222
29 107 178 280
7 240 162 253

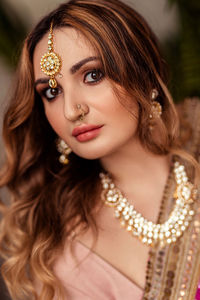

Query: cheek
104 98 138 130
43 102 66 136
92 84 138 123
107 100 139 143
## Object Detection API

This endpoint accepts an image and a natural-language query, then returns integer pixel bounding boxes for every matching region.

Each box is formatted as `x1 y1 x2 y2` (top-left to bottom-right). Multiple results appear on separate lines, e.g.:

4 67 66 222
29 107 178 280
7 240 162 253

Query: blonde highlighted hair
0 0 199 299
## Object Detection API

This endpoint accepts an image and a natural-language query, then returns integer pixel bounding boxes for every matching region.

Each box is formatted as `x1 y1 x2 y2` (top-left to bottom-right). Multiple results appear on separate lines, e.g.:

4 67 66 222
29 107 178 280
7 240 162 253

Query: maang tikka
40 22 62 88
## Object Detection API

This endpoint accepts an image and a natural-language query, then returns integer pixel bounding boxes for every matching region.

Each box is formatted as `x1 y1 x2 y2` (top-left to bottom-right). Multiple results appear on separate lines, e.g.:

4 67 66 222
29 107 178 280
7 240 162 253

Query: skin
34 27 171 289
34 27 139 160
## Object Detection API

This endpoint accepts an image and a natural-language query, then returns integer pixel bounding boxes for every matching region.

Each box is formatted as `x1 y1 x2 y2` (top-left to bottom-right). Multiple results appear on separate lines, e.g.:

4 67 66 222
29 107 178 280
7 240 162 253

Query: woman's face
33 27 139 159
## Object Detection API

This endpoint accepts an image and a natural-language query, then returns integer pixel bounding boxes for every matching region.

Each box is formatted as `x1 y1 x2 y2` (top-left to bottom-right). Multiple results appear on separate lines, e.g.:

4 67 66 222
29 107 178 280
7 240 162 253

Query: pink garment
54 241 144 300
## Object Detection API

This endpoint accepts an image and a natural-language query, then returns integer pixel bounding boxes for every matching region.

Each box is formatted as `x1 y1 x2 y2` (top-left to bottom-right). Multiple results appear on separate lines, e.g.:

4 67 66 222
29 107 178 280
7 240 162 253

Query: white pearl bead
100 161 195 247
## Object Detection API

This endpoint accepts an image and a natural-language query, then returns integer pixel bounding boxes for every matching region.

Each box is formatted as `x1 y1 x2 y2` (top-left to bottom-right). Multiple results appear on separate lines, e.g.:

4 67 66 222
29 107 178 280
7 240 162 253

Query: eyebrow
34 56 100 88
70 56 100 74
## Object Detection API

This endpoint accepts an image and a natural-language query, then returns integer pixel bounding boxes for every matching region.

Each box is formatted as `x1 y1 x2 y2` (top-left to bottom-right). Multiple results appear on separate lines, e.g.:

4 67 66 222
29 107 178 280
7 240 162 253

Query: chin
72 145 113 160
74 151 105 160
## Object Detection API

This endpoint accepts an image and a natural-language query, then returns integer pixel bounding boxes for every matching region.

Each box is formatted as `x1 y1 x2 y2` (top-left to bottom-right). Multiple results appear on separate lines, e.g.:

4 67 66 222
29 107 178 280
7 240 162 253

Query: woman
0 0 200 299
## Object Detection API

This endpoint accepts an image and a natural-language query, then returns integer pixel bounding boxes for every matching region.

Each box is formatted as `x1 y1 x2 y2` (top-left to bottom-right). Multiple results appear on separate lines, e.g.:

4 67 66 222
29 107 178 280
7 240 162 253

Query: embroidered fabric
53 98 200 300
143 98 200 300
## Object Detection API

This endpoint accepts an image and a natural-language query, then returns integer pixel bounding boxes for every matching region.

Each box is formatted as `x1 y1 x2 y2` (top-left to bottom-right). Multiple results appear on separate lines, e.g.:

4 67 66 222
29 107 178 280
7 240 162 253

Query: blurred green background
0 0 199 102
164 0 200 101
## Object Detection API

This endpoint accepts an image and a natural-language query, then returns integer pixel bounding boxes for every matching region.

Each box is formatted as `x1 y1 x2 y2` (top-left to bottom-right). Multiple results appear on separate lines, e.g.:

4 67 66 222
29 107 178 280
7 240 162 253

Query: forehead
33 27 96 79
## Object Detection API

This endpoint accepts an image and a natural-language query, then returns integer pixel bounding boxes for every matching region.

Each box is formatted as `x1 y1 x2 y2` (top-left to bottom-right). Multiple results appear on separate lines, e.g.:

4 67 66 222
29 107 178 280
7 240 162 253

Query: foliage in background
164 0 200 101
0 0 28 68
0 0 199 101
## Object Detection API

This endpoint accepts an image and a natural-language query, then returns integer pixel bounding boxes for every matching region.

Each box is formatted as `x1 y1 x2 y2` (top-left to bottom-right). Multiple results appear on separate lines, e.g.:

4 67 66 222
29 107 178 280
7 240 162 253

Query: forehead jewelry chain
100 161 197 248
40 22 62 88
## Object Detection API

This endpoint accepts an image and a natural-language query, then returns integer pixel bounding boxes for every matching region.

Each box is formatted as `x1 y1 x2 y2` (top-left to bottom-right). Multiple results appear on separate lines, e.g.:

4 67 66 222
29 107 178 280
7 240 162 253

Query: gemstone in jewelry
40 52 61 77
40 22 62 88
100 161 196 247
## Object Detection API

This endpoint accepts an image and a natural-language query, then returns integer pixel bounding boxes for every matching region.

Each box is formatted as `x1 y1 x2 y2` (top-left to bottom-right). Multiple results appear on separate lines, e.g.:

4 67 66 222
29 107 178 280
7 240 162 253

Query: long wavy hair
0 0 199 299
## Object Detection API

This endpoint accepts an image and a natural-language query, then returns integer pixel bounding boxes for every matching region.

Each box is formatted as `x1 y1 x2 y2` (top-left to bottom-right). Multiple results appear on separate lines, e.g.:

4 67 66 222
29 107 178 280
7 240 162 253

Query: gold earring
149 89 162 130
40 22 62 88
56 138 72 164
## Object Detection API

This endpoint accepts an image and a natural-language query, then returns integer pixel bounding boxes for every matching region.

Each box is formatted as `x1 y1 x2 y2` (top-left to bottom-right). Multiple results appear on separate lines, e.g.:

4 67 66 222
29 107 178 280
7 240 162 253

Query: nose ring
77 104 87 121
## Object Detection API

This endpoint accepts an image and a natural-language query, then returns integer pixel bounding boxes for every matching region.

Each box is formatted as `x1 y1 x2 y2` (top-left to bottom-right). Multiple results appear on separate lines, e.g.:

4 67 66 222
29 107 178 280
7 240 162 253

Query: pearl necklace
100 161 197 248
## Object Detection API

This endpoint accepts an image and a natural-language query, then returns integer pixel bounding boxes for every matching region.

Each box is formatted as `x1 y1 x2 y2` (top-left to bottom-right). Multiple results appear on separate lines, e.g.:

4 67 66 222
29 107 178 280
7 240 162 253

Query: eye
41 87 62 101
84 69 104 84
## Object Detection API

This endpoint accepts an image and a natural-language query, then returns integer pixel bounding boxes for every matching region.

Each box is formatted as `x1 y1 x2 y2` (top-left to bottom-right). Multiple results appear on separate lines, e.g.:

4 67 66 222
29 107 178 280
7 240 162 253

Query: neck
100 138 171 180
100 138 172 209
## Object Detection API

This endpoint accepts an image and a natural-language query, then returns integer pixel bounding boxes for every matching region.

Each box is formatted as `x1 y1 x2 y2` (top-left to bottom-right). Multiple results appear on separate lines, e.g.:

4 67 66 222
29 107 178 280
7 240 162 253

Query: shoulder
175 97 200 153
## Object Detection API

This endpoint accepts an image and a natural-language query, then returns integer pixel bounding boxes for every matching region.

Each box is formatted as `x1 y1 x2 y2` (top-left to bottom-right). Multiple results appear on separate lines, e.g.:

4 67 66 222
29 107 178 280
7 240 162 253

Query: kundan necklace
100 161 197 248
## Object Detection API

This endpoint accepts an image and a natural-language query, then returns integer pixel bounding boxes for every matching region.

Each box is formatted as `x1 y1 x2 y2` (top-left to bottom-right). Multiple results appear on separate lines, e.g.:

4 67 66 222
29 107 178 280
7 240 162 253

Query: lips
72 124 104 142
72 124 103 137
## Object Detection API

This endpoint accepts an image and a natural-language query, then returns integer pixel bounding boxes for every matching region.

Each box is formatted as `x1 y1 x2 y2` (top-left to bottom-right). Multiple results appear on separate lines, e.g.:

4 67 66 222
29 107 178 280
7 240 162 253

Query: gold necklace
100 161 197 248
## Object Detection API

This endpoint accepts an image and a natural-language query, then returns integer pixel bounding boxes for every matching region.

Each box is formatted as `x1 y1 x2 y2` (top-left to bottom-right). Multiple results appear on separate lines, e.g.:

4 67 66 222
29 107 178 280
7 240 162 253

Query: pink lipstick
72 125 103 142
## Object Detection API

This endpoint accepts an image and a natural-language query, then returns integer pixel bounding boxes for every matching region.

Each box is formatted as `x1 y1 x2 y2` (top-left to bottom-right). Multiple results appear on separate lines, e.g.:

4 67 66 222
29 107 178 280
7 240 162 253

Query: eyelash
84 68 104 84
41 87 62 102
40 68 104 102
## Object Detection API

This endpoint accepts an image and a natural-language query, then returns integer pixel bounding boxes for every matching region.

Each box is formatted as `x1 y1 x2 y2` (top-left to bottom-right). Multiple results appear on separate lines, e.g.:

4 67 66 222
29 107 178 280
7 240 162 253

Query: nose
63 88 89 122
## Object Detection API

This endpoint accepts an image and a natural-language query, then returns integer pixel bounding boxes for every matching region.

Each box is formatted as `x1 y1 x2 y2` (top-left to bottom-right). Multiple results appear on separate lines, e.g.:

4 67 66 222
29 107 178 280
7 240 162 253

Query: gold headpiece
40 22 62 88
